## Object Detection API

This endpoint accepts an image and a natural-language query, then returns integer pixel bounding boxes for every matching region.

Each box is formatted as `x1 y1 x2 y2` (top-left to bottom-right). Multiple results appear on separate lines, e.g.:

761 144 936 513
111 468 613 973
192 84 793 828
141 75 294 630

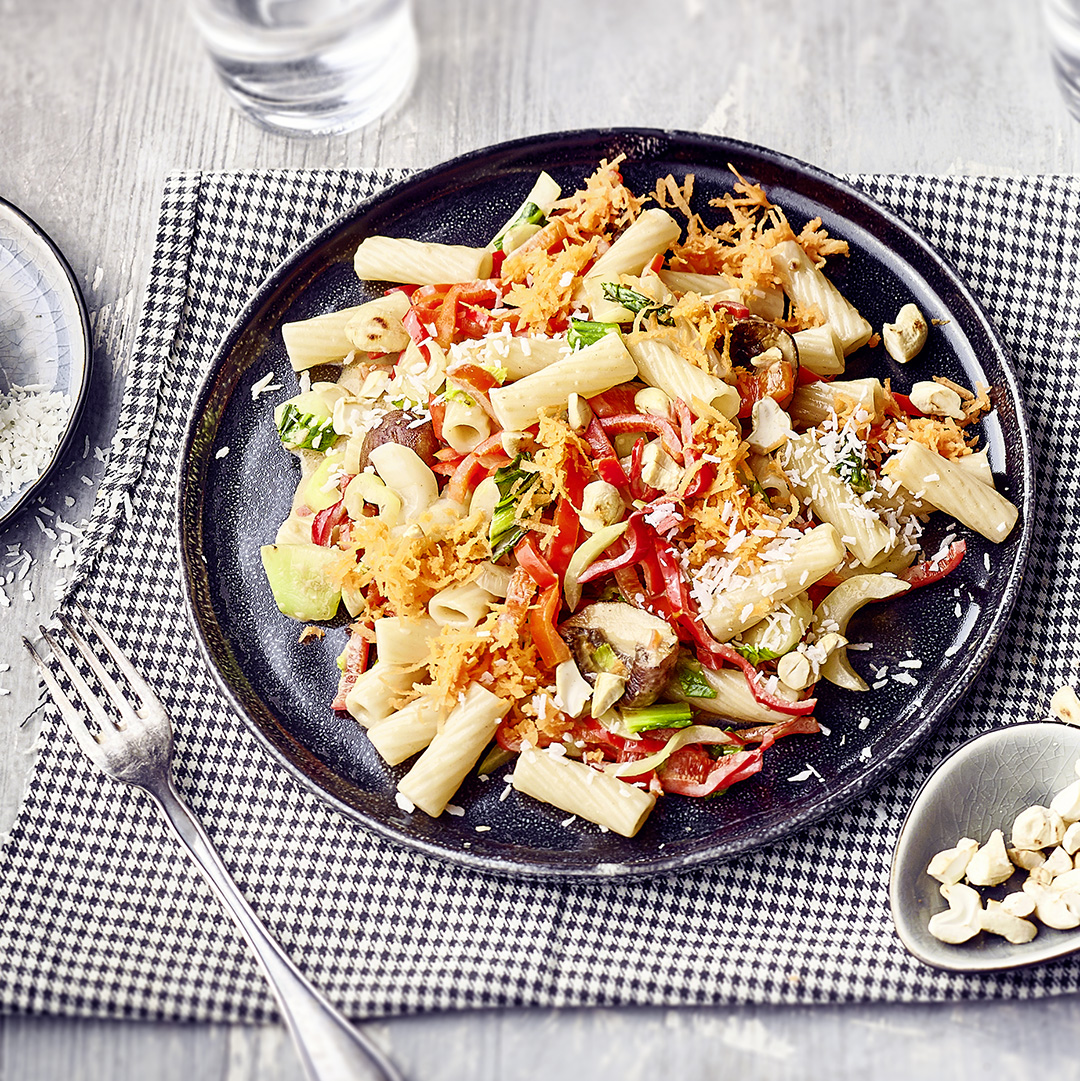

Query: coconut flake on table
0 384 72 499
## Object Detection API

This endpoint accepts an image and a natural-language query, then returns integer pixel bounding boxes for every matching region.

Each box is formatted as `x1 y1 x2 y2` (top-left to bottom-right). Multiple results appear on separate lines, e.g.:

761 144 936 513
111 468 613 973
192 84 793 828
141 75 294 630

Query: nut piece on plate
1050 685 1080 726
928 882 983 943
1063 821 1080 856
882 303 928 364
965 829 1014 887
927 837 979 885
908 380 966 422
1012 805 1066 851
980 899 1037 944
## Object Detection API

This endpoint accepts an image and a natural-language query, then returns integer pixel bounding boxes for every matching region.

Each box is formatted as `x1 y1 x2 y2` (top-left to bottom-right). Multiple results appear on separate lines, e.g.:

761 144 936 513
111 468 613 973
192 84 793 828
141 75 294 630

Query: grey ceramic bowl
0 198 91 527
891 720 1080 972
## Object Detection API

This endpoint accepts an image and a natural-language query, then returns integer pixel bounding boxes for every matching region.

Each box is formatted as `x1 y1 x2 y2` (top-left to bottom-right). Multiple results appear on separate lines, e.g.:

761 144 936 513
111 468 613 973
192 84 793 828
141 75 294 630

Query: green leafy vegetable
731 640 781 664
621 702 694 734
674 657 717 699
275 403 337 453
488 457 540 559
601 283 674 325
833 449 873 494
567 319 621 350
492 201 547 249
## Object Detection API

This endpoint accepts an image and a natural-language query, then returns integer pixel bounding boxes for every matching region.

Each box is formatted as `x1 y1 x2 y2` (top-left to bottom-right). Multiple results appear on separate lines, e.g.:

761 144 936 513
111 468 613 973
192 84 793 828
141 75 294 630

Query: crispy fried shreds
649 172 697 221
343 510 490 618
934 376 993 423
507 412 591 536
552 154 643 237
676 417 787 570
795 216 851 267
298 626 326 644
878 414 977 460
502 234 599 328
419 608 564 737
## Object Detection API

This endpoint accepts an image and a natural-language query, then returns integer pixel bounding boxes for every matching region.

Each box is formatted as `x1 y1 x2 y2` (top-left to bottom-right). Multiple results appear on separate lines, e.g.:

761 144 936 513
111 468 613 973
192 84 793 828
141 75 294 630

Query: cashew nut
1050 685 1080 726
579 480 625 534
908 381 966 422
980 900 1037 944
1044 845 1075 878
965 829 1014 887
634 387 673 418
882 303 928 364
1012 805 1066 850
747 396 792 455
1051 779 1080 824
927 837 979 885
567 392 594 433
927 882 983 943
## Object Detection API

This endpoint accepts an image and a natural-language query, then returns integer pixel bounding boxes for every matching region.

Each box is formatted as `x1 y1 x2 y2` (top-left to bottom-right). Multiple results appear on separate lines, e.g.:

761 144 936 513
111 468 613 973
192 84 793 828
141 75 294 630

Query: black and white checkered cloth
2 171 1079 1022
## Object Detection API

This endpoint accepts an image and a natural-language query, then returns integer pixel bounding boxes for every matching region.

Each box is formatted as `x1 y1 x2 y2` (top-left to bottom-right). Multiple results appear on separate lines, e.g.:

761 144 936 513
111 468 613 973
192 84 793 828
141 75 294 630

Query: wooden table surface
3 1 1080 1077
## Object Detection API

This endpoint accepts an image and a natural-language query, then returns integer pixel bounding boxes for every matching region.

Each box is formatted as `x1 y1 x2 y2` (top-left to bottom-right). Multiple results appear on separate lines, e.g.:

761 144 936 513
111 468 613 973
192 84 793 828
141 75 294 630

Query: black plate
178 129 1032 879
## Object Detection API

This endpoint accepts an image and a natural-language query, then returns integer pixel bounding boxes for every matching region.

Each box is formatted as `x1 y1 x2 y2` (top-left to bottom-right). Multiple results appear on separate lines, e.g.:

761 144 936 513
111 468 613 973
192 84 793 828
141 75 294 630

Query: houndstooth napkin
1 169 1079 1023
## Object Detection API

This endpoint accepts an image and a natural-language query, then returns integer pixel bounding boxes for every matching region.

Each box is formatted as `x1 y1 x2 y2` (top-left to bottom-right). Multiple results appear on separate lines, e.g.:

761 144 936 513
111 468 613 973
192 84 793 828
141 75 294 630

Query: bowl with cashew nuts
890 686 1080 971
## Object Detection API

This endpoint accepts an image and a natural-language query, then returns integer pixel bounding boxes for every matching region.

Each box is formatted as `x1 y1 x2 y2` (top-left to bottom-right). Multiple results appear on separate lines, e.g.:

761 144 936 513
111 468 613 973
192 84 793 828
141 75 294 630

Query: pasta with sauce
259 159 1018 838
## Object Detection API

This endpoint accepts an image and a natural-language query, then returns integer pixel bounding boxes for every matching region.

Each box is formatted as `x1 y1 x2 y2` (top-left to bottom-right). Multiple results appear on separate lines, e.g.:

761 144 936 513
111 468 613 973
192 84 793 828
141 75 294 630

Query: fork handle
148 775 405 1081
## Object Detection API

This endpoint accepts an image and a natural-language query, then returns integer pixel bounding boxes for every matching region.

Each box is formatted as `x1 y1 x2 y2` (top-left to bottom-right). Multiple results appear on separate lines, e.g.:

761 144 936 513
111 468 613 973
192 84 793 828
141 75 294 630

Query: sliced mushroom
729 318 799 373
357 408 438 471
558 602 680 708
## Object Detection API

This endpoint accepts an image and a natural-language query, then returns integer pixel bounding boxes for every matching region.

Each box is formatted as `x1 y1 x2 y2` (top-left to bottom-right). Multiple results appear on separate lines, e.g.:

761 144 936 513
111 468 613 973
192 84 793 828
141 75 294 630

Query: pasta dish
259 159 1018 837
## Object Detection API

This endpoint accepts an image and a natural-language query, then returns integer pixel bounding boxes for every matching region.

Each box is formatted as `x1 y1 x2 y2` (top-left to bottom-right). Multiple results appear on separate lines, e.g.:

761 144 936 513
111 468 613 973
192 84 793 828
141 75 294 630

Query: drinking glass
1044 0 1080 120
187 0 418 136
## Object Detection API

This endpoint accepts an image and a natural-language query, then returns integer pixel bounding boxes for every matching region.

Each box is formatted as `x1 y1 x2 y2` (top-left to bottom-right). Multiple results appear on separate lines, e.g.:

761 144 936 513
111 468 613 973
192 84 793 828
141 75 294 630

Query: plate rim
0 195 93 529
176 127 1035 880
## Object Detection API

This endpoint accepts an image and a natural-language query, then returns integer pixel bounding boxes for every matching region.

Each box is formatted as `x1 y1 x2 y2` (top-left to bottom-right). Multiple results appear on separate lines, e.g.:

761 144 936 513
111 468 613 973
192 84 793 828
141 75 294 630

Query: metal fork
25 605 405 1081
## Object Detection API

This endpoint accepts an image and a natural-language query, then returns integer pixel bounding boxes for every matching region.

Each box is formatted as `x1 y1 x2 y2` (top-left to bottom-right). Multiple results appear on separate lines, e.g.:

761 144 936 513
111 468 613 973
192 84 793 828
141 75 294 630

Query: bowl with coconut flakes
0 197 91 528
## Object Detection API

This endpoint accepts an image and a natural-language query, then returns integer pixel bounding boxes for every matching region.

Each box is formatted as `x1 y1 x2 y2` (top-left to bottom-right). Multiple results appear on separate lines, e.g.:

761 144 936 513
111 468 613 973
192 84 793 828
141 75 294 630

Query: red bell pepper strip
890 391 924 417
445 435 510 503
428 393 447 442
543 461 586 579
583 418 630 489
330 626 371 711
514 535 559 590
587 386 641 418
735 715 822 747
576 512 652 585
446 361 501 418
660 748 764 797
713 299 751 320
900 539 966 589
529 583 571 667
599 413 684 463
702 640 818 716
672 398 695 449
311 499 349 546
629 438 660 502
